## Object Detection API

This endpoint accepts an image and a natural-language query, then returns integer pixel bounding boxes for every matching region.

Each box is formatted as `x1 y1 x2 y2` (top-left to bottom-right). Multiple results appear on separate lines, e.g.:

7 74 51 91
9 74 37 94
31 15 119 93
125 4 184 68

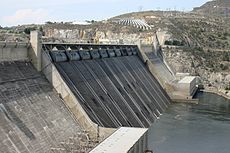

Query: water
148 92 230 153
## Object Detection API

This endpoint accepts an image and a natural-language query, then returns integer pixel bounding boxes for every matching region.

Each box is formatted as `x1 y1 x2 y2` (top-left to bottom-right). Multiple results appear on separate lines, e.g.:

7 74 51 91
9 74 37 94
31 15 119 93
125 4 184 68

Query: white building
177 76 197 98
90 127 149 153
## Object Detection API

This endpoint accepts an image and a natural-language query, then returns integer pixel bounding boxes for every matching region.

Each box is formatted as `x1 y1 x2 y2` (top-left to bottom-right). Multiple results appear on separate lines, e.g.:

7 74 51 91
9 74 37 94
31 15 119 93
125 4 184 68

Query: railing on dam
43 44 172 128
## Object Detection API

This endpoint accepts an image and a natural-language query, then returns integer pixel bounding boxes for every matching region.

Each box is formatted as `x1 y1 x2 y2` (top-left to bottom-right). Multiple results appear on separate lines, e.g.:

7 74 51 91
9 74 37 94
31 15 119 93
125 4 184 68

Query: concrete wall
0 42 29 61
137 44 200 100
41 51 115 140
90 127 148 153
176 83 191 96
137 44 174 95
139 44 155 55
176 78 197 97
128 131 148 153
175 73 190 80
156 30 171 46
29 31 42 71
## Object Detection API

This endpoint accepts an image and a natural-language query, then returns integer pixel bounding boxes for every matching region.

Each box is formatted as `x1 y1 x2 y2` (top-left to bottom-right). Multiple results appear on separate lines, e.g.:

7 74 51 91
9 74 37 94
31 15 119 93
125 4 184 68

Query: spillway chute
44 44 172 128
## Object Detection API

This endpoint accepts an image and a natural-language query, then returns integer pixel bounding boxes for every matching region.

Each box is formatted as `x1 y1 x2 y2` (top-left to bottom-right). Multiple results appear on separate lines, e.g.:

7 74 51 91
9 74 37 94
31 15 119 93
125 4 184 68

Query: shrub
220 64 228 70
45 21 53 24
222 52 230 61
24 27 37 35
165 40 173 45
172 40 181 46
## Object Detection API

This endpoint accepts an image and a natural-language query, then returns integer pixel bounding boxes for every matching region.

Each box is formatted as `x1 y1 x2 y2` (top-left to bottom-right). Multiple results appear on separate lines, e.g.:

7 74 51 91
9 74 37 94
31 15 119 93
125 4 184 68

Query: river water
148 92 230 153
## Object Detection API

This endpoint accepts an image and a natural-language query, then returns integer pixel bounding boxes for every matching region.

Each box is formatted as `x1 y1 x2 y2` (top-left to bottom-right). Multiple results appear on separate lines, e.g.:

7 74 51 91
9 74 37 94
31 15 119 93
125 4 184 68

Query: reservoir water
148 92 230 153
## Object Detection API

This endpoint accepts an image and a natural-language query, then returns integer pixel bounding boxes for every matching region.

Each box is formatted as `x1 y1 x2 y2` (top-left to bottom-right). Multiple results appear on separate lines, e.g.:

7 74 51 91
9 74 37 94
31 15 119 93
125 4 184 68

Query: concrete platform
90 127 148 153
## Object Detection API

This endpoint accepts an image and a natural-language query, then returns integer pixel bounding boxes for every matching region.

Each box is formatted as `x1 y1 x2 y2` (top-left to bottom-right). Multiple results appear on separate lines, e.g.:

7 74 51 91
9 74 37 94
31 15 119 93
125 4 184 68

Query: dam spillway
47 44 172 128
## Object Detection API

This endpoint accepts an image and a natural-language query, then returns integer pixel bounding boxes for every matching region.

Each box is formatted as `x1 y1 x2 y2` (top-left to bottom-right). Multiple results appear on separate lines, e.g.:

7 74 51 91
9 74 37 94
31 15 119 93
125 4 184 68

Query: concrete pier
30 31 42 71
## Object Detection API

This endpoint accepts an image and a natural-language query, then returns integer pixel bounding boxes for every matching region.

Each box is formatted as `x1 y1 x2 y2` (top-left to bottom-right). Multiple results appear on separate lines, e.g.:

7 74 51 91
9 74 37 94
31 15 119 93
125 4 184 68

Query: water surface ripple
148 92 230 153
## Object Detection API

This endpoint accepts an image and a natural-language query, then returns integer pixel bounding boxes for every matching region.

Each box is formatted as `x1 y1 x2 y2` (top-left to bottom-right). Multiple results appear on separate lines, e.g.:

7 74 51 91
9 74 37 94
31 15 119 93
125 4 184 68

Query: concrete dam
45 44 172 128
0 61 84 152
0 31 173 152
0 31 202 153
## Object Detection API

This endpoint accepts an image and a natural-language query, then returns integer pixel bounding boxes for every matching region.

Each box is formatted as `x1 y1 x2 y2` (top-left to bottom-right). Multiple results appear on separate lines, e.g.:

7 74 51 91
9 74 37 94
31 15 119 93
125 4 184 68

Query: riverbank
201 88 230 100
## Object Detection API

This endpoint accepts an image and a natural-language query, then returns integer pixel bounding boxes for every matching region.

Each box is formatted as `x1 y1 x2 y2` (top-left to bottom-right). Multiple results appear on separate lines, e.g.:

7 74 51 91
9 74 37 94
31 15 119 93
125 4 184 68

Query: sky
0 0 210 27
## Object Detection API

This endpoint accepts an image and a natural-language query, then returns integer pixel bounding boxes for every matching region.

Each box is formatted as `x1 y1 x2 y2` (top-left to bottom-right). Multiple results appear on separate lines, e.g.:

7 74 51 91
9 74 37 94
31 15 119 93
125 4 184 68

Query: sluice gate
44 44 172 128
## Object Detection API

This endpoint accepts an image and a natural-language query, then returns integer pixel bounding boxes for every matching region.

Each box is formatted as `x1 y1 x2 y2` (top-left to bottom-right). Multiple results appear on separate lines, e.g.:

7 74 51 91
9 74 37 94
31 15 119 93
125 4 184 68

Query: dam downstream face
49 46 171 128
148 92 230 153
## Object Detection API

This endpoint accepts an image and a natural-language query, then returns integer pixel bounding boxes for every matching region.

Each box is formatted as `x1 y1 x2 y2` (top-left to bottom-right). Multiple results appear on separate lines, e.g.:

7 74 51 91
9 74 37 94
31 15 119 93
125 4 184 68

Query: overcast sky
0 0 210 26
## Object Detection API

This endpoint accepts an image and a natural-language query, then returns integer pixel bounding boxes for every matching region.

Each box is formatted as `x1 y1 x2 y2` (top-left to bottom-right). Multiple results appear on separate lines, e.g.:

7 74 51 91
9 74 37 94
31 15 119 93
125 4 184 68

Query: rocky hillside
193 0 230 17
42 21 153 44
163 47 229 91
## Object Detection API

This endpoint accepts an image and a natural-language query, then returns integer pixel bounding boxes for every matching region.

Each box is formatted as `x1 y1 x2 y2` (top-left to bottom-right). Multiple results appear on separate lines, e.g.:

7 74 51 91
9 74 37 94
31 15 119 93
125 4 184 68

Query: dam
0 61 88 152
45 44 172 128
0 31 173 152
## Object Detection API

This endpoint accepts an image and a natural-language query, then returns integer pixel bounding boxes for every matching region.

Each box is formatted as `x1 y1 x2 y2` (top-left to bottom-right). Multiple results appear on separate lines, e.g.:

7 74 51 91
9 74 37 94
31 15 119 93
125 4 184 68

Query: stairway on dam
0 61 91 153
49 46 172 128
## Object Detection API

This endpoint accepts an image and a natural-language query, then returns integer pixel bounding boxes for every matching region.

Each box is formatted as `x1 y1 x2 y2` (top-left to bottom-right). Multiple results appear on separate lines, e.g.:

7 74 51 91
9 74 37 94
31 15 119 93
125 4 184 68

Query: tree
45 21 53 24
220 64 228 70
24 27 37 35
181 40 186 46
223 52 230 61
165 40 172 45
225 82 230 90
172 40 181 46
39 26 45 36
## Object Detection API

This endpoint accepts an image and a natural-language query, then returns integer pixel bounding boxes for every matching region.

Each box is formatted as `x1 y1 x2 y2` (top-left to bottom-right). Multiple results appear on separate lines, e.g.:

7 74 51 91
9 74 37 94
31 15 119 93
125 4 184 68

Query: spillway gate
43 44 172 128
